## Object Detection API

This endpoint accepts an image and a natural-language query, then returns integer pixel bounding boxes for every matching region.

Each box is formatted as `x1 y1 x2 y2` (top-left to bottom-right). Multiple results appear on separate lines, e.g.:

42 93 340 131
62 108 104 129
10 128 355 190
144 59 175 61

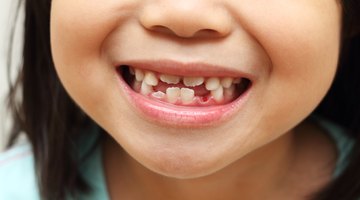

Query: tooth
135 69 144 81
211 86 224 102
160 74 181 84
180 88 195 105
129 67 135 75
205 77 220 91
140 81 153 95
221 77 233 88
233 78 242 84
183 77 204 87
151 91 165 99
224 85 235 100
166 87 180 103
132 80 142 92
144 71 159 86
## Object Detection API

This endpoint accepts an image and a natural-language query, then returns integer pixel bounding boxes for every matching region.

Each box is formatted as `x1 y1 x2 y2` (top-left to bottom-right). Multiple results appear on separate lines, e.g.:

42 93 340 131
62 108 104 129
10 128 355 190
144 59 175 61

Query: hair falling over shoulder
5 0 360 199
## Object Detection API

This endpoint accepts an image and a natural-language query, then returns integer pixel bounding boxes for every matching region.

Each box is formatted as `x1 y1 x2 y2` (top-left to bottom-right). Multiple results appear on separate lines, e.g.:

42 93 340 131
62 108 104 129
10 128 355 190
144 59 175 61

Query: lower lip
117 73 250 128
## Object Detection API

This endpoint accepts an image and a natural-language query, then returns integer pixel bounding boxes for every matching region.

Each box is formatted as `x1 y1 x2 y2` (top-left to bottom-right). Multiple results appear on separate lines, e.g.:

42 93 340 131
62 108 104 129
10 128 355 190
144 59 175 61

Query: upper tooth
180 88 195 104
221 77 233 88
135 69 144 81
160 74 181 84
211 86 224 102
233 78 242 84
129 67 135 75
183 77 205 87
205 77 220 90
166 87 180 103
144 71 159 86
140 81 153 95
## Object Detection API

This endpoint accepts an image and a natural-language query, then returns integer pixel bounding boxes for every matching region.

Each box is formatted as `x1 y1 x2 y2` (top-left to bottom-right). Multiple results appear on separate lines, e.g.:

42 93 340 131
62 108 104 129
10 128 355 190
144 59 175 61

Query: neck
103 131 297 200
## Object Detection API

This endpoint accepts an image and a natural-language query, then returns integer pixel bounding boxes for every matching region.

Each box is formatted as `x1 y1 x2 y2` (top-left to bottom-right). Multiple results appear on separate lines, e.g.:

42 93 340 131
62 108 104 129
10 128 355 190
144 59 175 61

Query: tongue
154 81 210 96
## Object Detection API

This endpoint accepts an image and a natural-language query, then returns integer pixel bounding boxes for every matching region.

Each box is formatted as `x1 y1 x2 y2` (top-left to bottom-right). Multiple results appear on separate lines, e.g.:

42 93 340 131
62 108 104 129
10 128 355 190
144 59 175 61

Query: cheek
236 0 342 78
228 0 342 137
50 1 137 126
268 15 340 123
50 1 133 64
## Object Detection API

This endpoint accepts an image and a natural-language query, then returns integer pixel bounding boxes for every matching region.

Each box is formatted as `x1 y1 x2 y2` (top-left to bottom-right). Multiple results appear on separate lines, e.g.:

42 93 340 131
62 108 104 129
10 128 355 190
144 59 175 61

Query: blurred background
0 0 23 151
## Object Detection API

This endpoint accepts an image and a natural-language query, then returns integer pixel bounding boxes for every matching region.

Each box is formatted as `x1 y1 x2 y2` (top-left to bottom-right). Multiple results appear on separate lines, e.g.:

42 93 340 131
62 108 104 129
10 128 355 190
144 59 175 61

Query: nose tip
139 2 233 38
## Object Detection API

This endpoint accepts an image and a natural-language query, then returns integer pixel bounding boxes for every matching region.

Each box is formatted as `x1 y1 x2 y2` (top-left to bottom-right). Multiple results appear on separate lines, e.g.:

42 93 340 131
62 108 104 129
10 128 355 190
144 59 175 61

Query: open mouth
117 65 251 107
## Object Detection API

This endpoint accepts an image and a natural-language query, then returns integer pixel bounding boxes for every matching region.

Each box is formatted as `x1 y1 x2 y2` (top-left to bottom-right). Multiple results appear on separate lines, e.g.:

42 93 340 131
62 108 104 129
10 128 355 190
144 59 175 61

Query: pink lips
115 60 252 127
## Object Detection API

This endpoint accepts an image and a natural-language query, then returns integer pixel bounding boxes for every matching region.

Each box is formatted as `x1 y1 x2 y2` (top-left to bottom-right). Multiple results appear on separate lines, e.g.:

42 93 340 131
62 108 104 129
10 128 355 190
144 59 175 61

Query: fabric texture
0 117 355 200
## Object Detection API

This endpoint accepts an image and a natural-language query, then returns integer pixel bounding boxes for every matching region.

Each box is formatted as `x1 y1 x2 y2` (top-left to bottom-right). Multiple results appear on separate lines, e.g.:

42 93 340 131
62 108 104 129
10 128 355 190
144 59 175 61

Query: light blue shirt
0 117 355 199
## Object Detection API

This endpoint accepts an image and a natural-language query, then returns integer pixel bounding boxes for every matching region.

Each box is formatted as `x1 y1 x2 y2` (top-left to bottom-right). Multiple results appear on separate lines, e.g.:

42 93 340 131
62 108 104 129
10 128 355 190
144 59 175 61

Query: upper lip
114 59 255 80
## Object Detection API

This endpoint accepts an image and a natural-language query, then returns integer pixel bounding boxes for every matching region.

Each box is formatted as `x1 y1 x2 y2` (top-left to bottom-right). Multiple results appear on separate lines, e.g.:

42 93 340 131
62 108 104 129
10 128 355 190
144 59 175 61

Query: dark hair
5 0 360 199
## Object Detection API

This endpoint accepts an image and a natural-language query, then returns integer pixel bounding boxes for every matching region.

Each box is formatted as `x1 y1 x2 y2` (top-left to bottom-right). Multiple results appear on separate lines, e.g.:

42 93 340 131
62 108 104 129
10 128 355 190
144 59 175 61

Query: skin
50 0 341 199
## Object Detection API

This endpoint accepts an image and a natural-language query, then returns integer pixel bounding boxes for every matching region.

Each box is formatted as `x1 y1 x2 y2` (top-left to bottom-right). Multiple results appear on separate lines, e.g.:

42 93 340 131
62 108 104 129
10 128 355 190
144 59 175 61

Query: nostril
149 25 175 35
148 26 224 39
193 29 223 38
139 2 233 39
148 24 201 38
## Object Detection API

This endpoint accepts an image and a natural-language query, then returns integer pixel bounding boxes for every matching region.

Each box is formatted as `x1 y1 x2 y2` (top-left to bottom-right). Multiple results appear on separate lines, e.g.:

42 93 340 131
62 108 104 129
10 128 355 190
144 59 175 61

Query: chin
147 159 223 179
132 145 231 179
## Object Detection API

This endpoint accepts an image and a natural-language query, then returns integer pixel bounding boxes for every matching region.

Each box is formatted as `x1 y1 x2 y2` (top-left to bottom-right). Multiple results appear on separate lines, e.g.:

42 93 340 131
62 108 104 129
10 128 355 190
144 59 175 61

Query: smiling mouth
118 65 251 107
114 60 253 126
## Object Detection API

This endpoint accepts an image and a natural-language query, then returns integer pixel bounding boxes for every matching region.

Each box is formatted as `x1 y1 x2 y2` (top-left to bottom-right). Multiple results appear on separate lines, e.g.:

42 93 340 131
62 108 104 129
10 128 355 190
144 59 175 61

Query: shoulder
310 116 355 177
283 120 338 197
0 144 40 200
284 116 357 199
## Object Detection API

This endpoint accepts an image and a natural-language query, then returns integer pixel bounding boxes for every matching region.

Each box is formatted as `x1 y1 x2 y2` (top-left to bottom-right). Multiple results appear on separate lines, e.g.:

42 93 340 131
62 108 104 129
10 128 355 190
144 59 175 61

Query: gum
149 92 229 107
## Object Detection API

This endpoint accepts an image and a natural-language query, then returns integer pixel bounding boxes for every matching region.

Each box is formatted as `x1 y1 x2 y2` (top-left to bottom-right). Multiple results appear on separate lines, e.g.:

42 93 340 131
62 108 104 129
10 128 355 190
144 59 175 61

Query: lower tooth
132 80 142 92
140 81 153 95
180 88 195 105
211 86 224 102
224 85 235 100
166 87 180 103
151 91 165 99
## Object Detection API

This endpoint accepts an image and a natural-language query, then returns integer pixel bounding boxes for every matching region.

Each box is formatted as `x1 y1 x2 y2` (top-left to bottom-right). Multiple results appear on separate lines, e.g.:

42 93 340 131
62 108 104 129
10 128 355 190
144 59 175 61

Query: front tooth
221 77 233 88
135 69 144 81
205 77 220 90
166 87 180 103
211 86 224 102
140 81 153 95
144 71 159 86
160 74 181 84
183 77 204 87
180 88 195 105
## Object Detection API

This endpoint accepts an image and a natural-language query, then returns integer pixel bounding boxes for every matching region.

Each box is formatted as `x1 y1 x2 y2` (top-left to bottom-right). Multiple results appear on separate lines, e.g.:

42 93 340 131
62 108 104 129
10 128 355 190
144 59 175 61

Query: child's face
51 0 341 177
